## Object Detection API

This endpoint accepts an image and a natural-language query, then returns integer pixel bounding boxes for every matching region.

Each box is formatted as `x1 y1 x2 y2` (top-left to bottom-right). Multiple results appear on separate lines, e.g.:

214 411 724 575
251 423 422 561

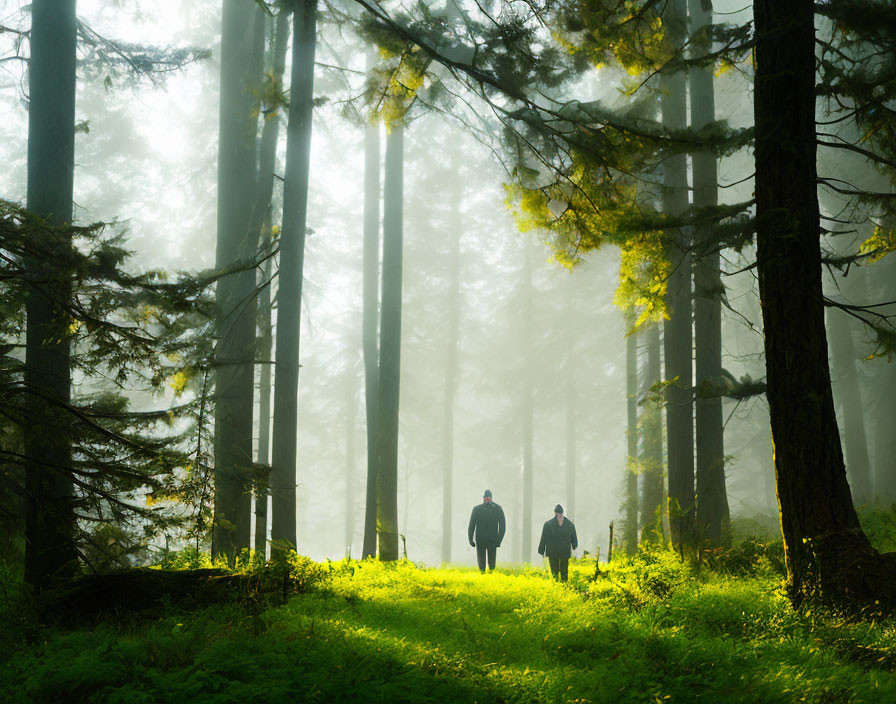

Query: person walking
538 504 578 582
467 489 506 572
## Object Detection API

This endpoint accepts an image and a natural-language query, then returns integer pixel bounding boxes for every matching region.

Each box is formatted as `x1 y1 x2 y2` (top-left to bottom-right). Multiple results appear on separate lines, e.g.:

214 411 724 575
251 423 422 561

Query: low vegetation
4 521 896 704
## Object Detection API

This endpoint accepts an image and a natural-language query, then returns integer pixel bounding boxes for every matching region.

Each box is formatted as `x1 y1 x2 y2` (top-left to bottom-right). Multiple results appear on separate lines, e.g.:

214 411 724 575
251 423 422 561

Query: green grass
3 551 896 703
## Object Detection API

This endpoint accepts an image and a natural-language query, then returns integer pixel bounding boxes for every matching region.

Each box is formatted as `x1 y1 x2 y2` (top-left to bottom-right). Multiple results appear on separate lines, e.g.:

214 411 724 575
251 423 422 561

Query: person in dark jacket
468 489 506 572
538 504 578 582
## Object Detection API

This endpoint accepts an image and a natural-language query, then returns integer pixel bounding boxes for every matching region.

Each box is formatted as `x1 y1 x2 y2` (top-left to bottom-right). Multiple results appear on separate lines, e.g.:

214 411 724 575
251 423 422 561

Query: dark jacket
538 516 578 558
468 502 506 548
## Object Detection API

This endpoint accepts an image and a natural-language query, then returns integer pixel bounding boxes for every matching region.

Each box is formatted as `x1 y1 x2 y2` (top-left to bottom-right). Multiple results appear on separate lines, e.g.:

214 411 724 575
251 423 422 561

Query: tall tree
270 0 317 549
440 178 462 564
212 1 265 563
521 239 535 561
565 349 577 523
253 6 291 558
344 364 358 554
826 303 872 505
23 0 79 590
660 0 696 554
376 125 404 561
623 313 639 554
690 0 730 545
640 322 664 542
754 0 896 608
361 54 382 559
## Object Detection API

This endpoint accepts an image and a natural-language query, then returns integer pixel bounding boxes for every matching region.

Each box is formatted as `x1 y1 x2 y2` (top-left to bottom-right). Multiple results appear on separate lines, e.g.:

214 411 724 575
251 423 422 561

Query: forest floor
4 521 896 703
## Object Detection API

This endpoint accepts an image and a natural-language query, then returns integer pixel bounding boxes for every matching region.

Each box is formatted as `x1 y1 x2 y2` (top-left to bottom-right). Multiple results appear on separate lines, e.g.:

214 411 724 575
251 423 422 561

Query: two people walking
467 491 578 581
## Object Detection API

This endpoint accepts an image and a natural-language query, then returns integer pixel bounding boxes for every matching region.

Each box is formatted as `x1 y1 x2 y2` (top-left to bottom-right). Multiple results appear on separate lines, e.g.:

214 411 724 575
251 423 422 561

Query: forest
2 0 896 702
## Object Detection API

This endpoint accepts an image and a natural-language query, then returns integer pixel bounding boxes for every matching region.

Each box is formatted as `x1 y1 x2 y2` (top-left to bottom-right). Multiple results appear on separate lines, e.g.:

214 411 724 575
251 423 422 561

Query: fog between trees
2 0 893 585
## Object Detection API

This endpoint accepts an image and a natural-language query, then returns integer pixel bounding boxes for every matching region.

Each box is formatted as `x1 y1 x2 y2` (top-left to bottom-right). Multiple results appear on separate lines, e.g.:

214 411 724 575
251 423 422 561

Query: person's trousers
477 545 496 571
548 556 569 582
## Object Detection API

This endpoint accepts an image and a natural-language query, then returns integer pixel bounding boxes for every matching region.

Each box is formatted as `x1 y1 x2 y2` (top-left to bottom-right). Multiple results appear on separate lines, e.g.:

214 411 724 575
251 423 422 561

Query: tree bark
270 0 317 550
361 55 382 559
690 0 730 546
212 2 265 563
640 323 665 542
660 0 695 554
24 0 79 591
376 126 404 561
440 180 462 564
754 0 896 610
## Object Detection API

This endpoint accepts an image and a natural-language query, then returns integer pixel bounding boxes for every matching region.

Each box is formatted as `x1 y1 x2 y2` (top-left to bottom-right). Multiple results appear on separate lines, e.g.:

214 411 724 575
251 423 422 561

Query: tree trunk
344 367 357 555
690 0 730 546
253 7 290 559
660 0 695 554
640 323 664 542
24 0 79 591
376 126 404 561
565 350 577 523
270 0 317 550
361 56 382 560
255 250 273 558
827 304 873 505
212 2 265 563
754 0 896 610
624 315 639 554
440 181 462 564
521 241 534 562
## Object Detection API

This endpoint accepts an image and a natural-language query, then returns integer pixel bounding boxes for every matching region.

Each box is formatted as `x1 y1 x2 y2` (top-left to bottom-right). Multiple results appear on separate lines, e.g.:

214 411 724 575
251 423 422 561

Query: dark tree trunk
754 0 896 609
212 2 265 563
440 181 462 564
624 315 639 554
660 0 695 554
270 0 317 550
376 126 404 561
640 323 664 542
253 7 290 559
361 54 382 559
24 0 79 591
690 0 730 546
827 305 873 505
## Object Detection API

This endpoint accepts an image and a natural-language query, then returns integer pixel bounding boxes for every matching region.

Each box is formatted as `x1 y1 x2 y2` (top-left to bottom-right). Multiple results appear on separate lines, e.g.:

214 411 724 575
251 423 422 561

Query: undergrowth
3 543 896 703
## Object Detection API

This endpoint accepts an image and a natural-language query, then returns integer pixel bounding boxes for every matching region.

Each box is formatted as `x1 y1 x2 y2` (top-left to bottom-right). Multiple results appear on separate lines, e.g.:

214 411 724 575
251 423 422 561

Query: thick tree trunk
376 126 404 561
521 241 534 562
624 316 639 554
640 323 664 542
24 0 79 591
690 0 730 546
660 0 695 554
253 8 290 559
440 181 462 565
754 0 896 610
212 2 265 563
361 55 382 559
827 305 873 505
270 0 317 550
